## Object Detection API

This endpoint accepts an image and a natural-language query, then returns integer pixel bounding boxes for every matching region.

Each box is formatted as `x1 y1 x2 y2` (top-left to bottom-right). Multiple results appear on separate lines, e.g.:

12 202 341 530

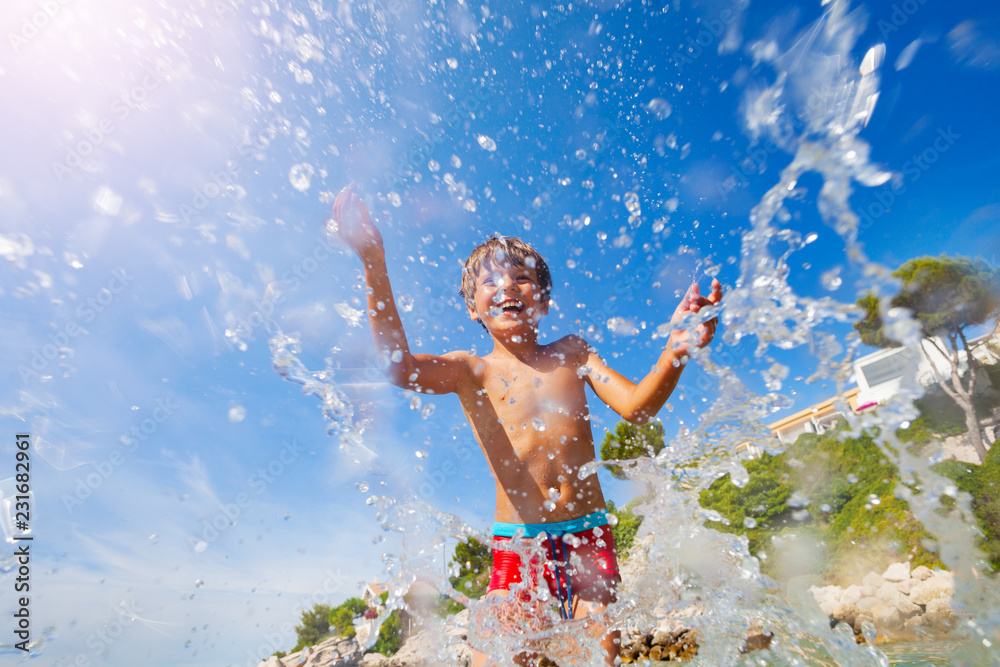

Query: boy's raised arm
331 183 471 395
582 280 722 424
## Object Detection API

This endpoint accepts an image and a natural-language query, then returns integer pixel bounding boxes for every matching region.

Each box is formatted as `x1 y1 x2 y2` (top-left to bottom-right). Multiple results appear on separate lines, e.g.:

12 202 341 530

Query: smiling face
468 261 549 335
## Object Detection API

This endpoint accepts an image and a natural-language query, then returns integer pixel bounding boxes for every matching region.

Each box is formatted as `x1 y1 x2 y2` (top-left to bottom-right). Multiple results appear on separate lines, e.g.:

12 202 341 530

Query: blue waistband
492 509 609 538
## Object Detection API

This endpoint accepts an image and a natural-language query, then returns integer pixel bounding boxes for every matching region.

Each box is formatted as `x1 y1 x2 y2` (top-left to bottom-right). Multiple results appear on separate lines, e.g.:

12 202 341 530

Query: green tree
370 609 403 656
329 597 368 638
599 420 666 479
856 255 1000 462
606 499 644 559
699 452 794 558
448 537 491 599
293 603 334 651
935 441 1000 571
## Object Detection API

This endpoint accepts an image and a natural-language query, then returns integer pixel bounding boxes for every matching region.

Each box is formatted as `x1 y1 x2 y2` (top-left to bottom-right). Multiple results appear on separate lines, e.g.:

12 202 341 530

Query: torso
454 336 607 525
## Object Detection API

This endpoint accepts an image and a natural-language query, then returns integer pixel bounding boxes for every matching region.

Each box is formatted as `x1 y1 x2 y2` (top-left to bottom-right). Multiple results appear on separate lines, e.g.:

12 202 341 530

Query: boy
331 182 721 665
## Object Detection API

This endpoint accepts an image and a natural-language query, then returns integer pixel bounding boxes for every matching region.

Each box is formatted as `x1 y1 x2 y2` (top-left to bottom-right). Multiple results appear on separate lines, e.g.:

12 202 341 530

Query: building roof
766 386 861 432
364 582 390 596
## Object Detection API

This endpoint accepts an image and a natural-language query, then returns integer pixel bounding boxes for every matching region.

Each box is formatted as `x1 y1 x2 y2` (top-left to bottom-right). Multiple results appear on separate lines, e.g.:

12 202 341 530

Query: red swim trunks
487 526 621 611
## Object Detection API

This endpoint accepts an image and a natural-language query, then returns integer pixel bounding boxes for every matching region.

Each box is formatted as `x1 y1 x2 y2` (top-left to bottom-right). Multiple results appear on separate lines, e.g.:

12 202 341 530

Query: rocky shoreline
257 559 956 667
808 561 957 640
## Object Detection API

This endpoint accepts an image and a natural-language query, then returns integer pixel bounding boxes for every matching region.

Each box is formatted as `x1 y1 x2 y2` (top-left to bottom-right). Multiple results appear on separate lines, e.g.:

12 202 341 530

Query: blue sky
0 0 998 664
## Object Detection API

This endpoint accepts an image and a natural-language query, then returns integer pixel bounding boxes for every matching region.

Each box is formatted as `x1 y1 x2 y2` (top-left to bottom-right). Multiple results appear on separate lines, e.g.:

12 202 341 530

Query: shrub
370 609 403 656
935 440 1000 571
606 499 643 559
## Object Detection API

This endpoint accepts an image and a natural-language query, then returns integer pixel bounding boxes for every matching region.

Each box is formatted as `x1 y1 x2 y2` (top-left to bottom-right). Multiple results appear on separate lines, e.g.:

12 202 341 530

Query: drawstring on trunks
542 531 574 620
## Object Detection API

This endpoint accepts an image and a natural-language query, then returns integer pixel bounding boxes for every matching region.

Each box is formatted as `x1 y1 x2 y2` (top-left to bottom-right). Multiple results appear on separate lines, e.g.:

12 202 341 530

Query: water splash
269 330 372 462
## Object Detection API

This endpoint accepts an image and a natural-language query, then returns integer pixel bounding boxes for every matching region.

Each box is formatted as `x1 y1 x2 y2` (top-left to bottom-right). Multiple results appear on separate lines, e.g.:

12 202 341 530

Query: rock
651 628 673 646
742 632 772 653
910 565 933 581
903 614 928 635
852 611 875 635
909 575 954 606
871 603 903 631
832 603 859 629
882 562 911 582
925 597 958 630
840 585 862 606
860 584 877 598
809 585 843 616
264 636 364 667
856 596 879 611
893 578 914 596
385 631 436 667
362 654 388 666
876 582 921 619
862 572 885 590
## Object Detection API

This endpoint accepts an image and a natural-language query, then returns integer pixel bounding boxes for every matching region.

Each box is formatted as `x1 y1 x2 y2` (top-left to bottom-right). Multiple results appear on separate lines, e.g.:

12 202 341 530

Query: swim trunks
486 510 621 618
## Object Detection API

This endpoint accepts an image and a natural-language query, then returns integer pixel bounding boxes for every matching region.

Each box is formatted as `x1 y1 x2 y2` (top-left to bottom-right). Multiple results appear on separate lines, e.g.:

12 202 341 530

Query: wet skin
331 182 722 665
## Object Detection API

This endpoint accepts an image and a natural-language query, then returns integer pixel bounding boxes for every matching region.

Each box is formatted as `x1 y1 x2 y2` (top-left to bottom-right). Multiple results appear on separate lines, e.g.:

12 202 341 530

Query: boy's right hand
330 182 383 257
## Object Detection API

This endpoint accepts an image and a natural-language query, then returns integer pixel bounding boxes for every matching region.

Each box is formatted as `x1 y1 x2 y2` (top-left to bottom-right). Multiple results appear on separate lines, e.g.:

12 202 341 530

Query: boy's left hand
667 278 722 358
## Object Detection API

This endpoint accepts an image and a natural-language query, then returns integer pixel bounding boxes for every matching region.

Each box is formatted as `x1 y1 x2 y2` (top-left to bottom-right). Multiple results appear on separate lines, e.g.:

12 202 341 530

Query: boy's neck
487 327 545 363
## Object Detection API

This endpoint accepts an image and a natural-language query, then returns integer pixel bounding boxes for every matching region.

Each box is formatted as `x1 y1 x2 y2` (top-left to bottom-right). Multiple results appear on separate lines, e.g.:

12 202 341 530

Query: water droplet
847 473 858 484
148 534 159 543
647 98 672 120
623 191 641 215
356 481 369 493
289 163 314 192
428 159 440 172
195 579 204 588
93 186 123 216
228 405 246 423
421 403 435 419
390 349 403 363
477 135 497 151
446 57 458 69
867 494 881 506
415 450 428 459
398 295 414 312
193 541 208 553
743 517 757 529
820 268 842 290
543 499 557 511
532 378 542 388
410 396 422 411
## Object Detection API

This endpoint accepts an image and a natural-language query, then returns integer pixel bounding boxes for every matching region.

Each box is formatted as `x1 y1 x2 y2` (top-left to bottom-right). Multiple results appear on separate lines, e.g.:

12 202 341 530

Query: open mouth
497 299 524 315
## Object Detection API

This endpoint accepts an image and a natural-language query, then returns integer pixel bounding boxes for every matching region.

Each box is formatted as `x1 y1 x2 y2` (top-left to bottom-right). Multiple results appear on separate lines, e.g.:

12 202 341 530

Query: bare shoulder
547 334 594 366
440 349 488 380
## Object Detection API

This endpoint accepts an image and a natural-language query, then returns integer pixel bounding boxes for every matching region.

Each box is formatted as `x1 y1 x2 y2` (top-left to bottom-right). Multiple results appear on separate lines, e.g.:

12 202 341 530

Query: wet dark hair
459 236 552 315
